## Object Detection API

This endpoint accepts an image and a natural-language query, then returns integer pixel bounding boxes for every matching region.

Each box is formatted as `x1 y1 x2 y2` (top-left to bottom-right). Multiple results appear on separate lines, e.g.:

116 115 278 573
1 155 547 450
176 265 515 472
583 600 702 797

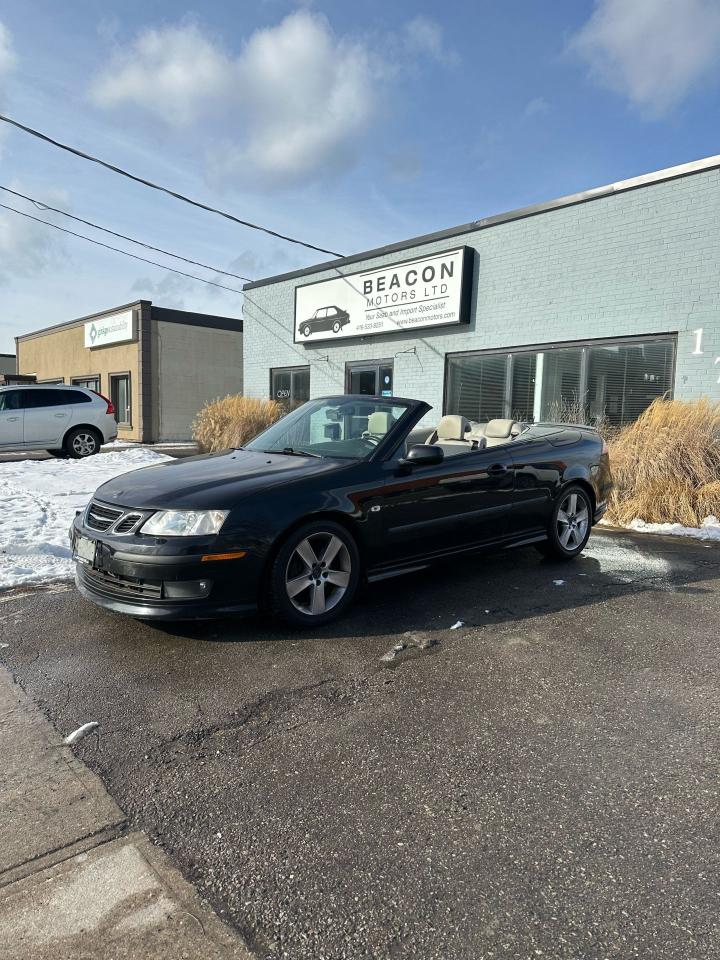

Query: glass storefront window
446 353 506 423
587 340 674 427
538 347 584 422
271 366 310 409
446 336 675 427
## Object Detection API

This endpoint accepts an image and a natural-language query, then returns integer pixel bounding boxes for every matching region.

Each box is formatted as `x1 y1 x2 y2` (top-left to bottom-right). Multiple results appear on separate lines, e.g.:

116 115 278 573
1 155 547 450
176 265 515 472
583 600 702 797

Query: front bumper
70 515 262 620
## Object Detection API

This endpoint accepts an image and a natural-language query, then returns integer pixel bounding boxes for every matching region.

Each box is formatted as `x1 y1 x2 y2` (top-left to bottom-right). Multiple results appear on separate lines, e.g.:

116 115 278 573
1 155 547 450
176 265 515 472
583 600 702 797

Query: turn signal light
200 551 248 562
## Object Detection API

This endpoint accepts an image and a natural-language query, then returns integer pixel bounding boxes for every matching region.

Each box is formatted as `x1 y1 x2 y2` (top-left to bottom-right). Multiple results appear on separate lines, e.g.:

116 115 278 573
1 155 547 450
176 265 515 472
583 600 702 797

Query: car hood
94 449 347 511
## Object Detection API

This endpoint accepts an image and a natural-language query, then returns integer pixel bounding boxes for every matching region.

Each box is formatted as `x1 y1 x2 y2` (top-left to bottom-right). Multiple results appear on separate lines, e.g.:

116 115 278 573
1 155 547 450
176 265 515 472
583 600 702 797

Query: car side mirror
399 444 444 470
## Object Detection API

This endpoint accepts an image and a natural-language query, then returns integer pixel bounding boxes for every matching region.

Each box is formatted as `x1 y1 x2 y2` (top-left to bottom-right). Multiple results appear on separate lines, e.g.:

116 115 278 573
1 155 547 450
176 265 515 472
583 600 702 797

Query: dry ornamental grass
193 395 284 453
605 397 720 527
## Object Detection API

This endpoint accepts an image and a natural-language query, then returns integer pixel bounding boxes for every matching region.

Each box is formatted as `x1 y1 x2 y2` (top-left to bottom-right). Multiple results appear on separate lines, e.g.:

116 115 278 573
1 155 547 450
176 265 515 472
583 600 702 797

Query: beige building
16 301 243 442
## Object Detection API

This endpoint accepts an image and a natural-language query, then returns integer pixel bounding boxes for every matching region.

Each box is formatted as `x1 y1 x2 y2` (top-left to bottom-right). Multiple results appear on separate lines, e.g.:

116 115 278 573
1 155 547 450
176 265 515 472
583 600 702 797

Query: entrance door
347 361 393 397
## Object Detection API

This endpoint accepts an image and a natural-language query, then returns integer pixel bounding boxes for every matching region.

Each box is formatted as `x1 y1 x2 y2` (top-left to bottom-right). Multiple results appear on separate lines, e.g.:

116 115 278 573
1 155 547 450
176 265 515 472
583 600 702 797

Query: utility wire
0 113 344 259
0 185 253 282
0 202 244 295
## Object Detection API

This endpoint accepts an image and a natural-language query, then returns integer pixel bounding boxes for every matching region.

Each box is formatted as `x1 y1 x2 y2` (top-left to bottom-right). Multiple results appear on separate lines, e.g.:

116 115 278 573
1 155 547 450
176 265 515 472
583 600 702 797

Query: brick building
242 155 720 427
16 301 243 442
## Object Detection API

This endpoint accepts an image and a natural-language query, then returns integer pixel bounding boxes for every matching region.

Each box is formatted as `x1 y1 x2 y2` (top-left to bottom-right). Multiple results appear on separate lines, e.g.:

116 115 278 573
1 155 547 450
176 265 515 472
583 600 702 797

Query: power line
0 185 253 282
0 201 244 295
0 113 344 259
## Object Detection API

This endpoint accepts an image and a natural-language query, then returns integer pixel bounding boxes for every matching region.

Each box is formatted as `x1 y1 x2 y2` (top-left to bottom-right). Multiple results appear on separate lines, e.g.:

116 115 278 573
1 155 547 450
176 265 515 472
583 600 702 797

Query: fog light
163 579 213 599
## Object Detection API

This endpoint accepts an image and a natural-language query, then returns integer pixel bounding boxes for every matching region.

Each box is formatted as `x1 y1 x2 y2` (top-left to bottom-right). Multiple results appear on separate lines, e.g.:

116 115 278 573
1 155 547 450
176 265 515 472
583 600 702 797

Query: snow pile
627 515 720 541
603 515 720 541
0 449 171 589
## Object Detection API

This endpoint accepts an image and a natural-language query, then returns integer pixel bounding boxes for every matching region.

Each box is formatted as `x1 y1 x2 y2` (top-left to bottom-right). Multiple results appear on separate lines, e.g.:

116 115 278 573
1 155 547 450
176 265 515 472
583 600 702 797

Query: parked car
0 384 117 458
298 306 350 337
71 395 612 625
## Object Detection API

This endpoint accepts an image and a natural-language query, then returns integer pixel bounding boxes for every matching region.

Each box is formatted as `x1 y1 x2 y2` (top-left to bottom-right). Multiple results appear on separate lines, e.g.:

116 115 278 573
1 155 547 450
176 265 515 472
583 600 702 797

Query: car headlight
140 509 229 537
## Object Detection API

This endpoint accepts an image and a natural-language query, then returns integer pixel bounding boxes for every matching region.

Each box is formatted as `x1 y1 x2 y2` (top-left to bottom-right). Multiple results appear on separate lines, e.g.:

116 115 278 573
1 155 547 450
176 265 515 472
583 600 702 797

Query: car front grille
86 502 123 532
114 513 144 534
85 501 145 535
80 566 163 602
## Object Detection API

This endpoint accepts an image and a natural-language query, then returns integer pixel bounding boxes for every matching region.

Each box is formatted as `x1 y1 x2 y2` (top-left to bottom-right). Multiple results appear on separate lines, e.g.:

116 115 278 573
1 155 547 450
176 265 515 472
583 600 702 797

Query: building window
72 375 100 393
445 335 676 428
345 360 394 397
270 366 310 408
110 373 131 426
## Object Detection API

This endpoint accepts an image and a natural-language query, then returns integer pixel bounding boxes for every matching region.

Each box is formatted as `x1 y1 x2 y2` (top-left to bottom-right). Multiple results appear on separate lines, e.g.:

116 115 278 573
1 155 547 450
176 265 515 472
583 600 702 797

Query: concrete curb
0 668 253 959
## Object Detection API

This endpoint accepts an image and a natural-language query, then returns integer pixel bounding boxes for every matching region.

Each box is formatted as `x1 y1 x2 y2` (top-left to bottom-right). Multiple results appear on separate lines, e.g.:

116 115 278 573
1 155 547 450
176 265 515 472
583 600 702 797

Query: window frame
71 374 101 393
443 332 677 421
109 371 132 427
269 365 311 407
345 358 395 396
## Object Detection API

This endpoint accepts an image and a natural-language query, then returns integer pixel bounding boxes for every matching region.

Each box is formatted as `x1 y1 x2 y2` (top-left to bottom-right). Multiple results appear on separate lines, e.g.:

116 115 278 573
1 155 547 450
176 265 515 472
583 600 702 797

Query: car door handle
54 412 67 417
5 416 19 422
488 463 508 475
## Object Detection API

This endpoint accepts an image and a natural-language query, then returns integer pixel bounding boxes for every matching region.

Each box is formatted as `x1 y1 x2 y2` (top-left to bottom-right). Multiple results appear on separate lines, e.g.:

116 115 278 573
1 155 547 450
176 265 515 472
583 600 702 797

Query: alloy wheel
285 532 351 616
72 432 97 457
557 492 589 549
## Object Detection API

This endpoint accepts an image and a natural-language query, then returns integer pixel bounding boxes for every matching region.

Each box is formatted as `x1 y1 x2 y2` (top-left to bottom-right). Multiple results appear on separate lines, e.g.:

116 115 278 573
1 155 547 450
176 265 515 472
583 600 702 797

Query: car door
507 435 562 538
380 445 515 563
22 388 72 447
0 389 23 447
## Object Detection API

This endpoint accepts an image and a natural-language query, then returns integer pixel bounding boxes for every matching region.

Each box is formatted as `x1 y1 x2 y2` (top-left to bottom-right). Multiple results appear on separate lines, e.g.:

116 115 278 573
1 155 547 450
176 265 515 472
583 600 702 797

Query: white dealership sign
294 247 472 343
84 309 136 348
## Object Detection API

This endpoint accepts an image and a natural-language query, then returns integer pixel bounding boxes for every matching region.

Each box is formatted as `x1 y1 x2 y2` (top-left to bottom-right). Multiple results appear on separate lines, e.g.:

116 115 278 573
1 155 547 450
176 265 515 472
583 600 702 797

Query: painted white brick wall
243 167 720 421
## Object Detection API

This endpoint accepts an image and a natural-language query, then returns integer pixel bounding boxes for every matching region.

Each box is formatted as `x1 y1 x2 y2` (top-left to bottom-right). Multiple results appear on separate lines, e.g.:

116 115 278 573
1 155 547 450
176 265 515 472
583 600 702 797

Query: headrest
367 411 392 434
436 414 470 441
484 418 516 439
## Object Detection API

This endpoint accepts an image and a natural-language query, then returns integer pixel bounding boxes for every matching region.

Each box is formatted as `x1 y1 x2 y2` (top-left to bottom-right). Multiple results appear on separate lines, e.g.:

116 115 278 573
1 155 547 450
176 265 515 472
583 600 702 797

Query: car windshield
245 397 412 460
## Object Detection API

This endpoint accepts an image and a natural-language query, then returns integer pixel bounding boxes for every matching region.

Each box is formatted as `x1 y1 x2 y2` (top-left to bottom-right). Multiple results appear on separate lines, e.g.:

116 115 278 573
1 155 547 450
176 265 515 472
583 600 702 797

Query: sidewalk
0 667 251 960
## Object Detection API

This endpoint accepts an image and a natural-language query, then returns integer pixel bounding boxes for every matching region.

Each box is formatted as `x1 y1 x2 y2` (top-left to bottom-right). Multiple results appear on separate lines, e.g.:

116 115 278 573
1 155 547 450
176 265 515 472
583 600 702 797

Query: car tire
332 321 341 333
268 520 360 627
64 427 101 459
302 324 311 337
536 485 592 561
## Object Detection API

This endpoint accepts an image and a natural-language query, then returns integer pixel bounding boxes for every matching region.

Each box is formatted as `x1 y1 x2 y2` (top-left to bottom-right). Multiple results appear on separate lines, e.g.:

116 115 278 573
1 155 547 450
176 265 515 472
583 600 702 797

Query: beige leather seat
365 411 393 436
484 419 519 446
425 414 471 446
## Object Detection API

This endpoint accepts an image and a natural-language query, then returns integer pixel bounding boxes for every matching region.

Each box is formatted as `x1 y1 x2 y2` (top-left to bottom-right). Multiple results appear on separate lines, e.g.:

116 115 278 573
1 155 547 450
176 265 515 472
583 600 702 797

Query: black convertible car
71 396 612 626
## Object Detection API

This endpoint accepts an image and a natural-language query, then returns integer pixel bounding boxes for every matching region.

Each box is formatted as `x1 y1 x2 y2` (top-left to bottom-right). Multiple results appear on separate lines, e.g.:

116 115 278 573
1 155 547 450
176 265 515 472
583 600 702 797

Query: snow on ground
103 440 198 450
601 516 720 541
0 450 171 590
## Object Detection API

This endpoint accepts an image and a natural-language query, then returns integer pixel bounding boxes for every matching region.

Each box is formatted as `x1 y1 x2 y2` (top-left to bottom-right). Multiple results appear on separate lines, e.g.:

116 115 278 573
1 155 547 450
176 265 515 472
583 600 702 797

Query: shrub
606 397 720 526
193 395 283 453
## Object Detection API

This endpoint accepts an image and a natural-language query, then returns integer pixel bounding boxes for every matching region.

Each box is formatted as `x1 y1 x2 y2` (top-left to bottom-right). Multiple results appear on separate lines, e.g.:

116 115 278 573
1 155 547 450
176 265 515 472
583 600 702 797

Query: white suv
0 384 118 458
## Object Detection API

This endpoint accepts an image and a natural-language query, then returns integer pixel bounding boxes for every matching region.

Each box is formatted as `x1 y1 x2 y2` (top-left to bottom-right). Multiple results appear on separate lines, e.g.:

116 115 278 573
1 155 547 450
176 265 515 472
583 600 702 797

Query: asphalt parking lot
1 528 719 959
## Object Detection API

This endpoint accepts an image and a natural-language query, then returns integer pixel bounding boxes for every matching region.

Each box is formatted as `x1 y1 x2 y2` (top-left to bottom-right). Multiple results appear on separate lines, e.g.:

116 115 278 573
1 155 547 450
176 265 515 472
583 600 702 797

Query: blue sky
1 0 720 352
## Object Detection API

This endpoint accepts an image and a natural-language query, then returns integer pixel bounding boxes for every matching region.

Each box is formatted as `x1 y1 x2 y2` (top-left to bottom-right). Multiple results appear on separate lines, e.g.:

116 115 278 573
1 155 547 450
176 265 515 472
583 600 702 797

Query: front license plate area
73 535 97 566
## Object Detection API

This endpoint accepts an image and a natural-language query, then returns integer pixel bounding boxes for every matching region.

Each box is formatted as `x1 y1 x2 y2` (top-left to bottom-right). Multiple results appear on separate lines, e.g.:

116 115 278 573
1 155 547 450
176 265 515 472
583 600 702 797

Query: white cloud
570 0 720 115
524 96 549 118
90 12 455 188
0 186 70 285
91 21 233 126
0 21 15 81
403 16 458 67
216 11 375 187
